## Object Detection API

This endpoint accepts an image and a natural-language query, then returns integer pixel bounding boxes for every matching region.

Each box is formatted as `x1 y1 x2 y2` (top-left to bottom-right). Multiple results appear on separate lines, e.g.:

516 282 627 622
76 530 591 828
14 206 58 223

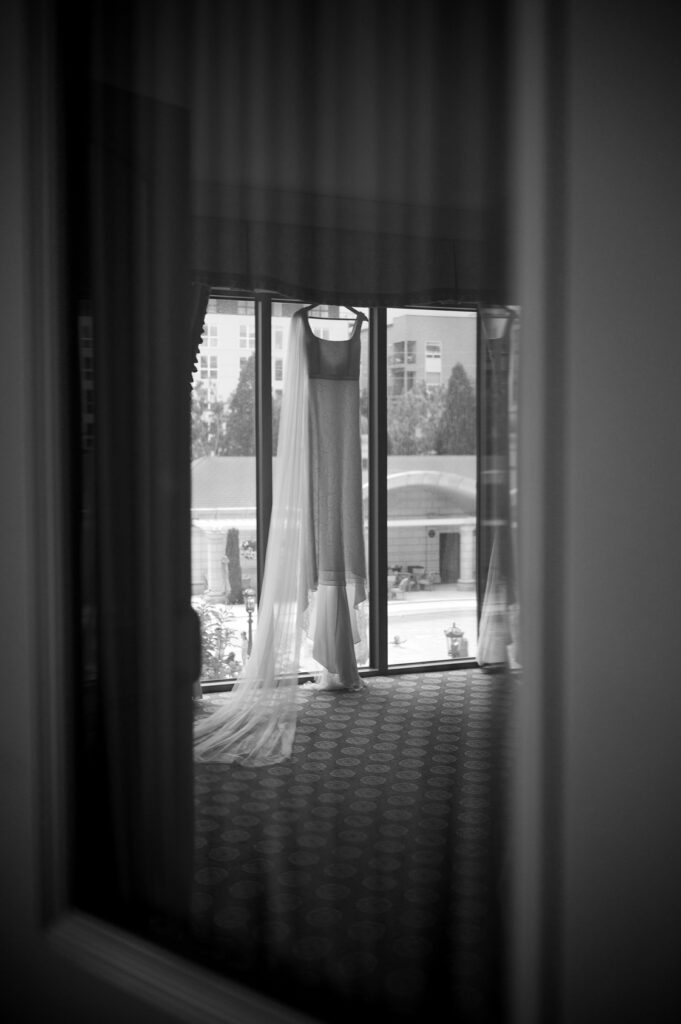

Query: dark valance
185 0 510 333
192 214 503 309
185 0 510 358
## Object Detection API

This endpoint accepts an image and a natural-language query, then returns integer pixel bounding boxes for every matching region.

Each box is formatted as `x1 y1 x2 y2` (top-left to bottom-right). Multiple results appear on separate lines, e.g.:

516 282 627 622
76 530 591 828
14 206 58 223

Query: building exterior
191 454 476 598
387 309 476 395
194 297 257 403
194 302 477 407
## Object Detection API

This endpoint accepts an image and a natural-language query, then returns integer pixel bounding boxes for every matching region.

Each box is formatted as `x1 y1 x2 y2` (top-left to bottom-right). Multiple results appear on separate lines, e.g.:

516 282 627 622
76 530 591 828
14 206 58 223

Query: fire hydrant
444 621 468 658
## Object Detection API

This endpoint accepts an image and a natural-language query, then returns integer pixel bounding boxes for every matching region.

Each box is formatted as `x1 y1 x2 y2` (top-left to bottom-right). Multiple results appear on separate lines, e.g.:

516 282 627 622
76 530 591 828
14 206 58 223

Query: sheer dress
303 309 367 688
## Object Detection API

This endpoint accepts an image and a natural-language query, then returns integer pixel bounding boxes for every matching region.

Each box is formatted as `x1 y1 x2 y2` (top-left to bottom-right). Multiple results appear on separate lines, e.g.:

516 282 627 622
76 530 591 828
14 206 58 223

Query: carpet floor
190 669 515 1023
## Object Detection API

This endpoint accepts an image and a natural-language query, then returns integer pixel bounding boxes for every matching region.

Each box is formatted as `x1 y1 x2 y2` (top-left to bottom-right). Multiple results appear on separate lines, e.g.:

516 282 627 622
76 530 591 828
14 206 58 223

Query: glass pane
190 296 257 683
386 308 478 665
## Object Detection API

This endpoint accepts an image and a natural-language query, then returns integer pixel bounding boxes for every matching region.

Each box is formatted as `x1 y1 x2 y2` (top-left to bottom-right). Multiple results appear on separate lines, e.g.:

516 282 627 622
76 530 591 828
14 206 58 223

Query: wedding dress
302 306 367 689
194 306 367 765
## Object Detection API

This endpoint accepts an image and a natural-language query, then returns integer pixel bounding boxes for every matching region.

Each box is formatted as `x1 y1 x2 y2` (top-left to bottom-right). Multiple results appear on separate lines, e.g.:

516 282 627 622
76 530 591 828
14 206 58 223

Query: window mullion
369 306 388 671
476 308 485 628
255 298 272 597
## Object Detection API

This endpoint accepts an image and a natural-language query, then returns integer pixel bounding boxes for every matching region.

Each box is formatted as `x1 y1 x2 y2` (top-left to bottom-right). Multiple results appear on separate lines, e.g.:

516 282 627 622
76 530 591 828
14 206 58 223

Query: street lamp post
244 588 256 657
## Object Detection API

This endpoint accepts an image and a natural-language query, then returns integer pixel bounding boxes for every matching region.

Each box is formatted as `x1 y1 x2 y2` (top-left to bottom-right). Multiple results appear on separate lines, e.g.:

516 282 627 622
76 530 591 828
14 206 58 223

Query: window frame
198 291 480 685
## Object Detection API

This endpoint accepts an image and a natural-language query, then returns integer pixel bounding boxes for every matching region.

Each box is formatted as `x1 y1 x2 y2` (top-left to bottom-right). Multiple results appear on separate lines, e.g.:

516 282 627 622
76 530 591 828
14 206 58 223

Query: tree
192 598 240 680
192 360 286 459
387 381 445 454
222 354 256 456
435 362 477 454
225 527 244 603
190 381 229 460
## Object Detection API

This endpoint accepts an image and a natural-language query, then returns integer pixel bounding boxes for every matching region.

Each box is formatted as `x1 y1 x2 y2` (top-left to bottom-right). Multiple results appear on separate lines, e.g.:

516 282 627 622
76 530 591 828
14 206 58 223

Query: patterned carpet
191 670 514 1023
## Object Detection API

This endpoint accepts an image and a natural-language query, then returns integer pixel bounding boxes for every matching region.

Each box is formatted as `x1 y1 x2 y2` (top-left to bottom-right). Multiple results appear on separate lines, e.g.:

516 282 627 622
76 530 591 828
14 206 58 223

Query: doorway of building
439 531 461 582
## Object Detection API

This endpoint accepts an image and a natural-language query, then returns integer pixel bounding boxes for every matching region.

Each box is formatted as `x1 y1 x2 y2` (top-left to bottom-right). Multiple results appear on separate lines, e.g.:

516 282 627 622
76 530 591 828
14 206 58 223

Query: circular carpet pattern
192 670 513 1023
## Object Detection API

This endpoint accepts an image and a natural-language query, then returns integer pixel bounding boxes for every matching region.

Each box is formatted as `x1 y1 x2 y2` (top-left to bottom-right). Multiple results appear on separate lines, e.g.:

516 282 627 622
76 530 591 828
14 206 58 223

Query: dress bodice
300 310 363 381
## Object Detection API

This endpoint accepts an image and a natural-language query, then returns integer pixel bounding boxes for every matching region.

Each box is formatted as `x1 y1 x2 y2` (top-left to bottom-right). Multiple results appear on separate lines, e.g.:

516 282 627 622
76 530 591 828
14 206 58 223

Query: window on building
203 323 218 346
239 323 255 348
199 354 219 380
425 341 442 385
389 339 417 395
208 296 238 315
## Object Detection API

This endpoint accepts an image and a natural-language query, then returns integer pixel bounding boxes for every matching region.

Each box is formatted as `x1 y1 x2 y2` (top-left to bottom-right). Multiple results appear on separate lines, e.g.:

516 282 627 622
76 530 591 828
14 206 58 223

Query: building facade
191 454 477 598
194 302 477 407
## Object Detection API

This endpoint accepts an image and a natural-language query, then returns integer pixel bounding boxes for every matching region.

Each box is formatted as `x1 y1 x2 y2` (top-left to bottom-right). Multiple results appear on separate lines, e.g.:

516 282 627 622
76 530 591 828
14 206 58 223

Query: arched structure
363 468 477 585
386 469 476 513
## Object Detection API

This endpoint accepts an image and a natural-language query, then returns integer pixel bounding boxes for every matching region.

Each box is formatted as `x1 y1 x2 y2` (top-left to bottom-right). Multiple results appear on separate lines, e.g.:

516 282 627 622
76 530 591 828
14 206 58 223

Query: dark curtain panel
83 81 197 923
193 217 468 307
70 0 200 930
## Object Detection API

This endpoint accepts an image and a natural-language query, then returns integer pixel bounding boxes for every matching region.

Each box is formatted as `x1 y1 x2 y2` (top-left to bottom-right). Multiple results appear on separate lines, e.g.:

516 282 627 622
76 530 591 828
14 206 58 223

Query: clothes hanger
302 303 364 320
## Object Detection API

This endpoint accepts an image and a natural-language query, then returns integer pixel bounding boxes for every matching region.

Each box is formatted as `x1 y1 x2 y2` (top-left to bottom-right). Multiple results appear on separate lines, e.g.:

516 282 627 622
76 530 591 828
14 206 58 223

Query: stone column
205 529 227 594
458 522 476 586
